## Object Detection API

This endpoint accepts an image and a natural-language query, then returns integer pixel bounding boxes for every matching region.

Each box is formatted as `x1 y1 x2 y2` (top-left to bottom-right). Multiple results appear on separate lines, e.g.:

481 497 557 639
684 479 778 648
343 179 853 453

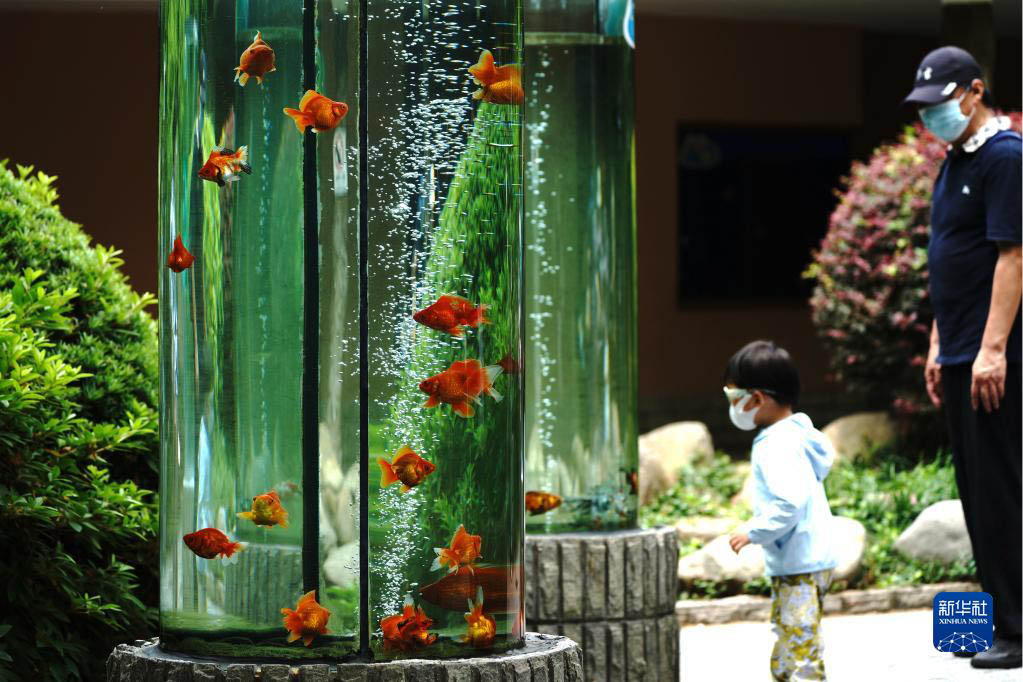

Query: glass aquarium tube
159 0 523 661
523 0 639 533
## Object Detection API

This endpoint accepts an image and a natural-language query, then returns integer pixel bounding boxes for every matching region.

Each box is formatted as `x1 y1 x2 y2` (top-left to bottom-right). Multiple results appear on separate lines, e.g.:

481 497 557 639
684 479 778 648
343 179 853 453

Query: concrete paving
681 608 1022 682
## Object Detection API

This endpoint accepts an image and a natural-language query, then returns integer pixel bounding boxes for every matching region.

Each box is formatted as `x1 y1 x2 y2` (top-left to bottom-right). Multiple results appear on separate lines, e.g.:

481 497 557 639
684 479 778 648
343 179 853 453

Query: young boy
724 340 838 682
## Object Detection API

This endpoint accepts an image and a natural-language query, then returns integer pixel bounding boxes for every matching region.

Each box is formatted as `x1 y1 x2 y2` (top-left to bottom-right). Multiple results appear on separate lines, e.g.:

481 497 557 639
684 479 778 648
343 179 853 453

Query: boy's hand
729 532 751 554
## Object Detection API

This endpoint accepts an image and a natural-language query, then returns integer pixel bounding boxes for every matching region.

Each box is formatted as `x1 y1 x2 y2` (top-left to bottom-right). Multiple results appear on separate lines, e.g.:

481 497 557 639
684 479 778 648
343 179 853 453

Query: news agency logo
933 592 993 654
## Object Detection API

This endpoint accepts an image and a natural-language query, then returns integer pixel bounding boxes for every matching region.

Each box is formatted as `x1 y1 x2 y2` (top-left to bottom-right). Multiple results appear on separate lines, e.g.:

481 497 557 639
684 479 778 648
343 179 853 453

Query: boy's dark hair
723 340 800 407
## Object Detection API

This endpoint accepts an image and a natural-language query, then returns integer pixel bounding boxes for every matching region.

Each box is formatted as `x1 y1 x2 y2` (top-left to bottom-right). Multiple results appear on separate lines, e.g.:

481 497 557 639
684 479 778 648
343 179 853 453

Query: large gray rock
674 516 741 544
638 422 714 504
677 535 765 584
677 515 865 585
323 541 359 588
822 412 896 462
831 516 867 581
638 440 674 505
894 500 973 563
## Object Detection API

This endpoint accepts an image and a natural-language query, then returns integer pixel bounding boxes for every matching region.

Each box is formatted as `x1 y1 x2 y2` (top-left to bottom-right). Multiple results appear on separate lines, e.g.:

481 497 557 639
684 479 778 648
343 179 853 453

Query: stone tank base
525 527 680 681
106 633 582 681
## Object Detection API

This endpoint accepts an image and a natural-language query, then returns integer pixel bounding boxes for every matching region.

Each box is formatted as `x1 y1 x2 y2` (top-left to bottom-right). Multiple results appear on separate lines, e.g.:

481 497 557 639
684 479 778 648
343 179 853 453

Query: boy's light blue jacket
744 412 838 577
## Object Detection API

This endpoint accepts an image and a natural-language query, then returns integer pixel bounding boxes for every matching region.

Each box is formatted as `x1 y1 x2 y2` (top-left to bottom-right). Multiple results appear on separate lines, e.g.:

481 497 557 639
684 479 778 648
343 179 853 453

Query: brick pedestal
106 633 582 681
525 527 680 681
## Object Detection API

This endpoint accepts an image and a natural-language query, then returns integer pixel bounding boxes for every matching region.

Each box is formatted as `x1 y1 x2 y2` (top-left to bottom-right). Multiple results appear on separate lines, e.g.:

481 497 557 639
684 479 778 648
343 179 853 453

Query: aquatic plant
375 100 522 628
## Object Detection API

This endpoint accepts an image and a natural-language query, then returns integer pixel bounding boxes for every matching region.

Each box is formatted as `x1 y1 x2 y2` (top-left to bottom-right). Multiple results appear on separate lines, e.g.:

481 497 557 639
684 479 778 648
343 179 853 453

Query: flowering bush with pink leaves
804 114 1022 418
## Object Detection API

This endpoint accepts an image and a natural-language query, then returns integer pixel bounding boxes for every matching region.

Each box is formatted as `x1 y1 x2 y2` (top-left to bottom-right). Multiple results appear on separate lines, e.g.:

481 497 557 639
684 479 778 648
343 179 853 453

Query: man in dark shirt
904 46 1022 670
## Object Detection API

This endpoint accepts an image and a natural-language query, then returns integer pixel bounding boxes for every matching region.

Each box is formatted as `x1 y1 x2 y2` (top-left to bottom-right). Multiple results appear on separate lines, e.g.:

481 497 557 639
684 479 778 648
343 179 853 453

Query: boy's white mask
728 392 760 431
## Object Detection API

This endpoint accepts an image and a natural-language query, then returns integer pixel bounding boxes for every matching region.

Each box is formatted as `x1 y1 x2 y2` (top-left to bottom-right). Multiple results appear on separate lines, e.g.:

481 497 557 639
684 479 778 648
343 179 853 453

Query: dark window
677 127 851 304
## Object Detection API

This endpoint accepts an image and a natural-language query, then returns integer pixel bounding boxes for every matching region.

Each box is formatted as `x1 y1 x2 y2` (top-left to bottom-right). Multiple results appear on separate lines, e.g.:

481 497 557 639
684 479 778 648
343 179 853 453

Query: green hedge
0 163 159 681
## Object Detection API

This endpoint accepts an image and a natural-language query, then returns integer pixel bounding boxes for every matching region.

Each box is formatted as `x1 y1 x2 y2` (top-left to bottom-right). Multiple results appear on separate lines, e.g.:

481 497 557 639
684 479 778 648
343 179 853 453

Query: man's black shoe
971 638 1022 669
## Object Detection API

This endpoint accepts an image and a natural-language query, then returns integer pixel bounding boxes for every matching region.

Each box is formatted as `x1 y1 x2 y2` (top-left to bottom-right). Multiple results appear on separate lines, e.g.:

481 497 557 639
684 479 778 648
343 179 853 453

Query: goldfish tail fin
378 458 399 487
278 511 289 529
254 31 262 41
430 552 444 572
283 108 310 133
223 541 245 558
469 49 496 84
483 365 503 402
452 401 475 418
470 304 490 327
236 145 249 163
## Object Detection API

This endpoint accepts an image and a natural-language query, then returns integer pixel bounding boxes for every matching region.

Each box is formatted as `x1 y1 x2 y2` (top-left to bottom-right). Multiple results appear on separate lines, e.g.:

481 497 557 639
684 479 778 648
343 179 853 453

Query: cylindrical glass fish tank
159 0 524 661
523 0 638 533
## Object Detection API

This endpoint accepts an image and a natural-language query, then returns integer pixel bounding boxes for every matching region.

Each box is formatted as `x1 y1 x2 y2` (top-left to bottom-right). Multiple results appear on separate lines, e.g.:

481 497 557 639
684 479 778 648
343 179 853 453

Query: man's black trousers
942 361 1022 638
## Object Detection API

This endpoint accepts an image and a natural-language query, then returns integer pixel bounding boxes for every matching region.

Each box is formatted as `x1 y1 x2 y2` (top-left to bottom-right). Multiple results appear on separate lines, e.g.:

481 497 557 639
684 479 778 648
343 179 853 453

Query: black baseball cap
902 46 986 107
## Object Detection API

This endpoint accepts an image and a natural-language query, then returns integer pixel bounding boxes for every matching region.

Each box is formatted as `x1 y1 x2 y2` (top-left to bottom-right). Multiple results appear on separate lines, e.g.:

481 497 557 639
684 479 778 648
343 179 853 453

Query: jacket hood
757 412 835 481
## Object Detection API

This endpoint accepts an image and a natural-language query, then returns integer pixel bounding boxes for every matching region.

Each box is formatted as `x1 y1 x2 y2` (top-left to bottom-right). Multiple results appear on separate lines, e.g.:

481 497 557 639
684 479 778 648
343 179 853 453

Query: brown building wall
633 15 861 411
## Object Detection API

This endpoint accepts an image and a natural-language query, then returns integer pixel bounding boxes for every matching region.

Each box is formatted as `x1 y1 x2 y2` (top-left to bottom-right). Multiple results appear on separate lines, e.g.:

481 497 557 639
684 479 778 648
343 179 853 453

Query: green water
523 30 639 533
159 0 522 661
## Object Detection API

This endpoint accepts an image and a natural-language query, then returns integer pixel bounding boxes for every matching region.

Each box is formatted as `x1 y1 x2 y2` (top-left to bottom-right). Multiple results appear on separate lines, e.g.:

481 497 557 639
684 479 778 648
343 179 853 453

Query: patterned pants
769 570 832 681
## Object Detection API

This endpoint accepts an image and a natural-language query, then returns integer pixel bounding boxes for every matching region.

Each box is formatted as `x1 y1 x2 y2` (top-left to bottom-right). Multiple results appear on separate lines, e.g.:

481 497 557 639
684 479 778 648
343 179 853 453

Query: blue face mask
919 92 973 143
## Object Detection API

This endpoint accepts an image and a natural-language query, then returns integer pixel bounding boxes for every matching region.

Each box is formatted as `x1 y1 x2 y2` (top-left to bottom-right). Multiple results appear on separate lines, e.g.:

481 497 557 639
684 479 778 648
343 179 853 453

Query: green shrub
803 114 1022 430
0 163 159 681
640 452 747 528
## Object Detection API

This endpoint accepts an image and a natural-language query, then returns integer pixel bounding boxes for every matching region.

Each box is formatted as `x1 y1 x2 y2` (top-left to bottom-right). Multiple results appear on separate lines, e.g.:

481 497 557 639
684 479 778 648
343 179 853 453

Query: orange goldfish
413 294 490 336
197 146 252 187
237 490 289 528
378 445 436 493
419 359 503 418
497 353 521 374
432 524 482 574
525 491 562 516
166 235 195 273
182 528 244 559
419 565 518 614
380 596 437 651
234 31 276 86
462 586 496 648
468 49 523 105
283 90 349 133
281 590 331 646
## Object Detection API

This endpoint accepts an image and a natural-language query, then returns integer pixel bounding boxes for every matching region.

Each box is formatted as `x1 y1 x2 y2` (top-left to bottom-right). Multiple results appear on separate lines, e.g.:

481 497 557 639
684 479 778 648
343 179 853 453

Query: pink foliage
804 113 1022 415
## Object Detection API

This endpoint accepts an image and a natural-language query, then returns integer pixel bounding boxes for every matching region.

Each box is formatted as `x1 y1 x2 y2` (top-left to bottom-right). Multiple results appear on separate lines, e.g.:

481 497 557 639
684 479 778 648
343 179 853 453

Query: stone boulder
674 516 741 544
638 421 714 504
638 439 674 505
822 412 896 462
894 500 972 563
731 462 755 510
323 541 359 588
831 516 867 581
678 535 765 584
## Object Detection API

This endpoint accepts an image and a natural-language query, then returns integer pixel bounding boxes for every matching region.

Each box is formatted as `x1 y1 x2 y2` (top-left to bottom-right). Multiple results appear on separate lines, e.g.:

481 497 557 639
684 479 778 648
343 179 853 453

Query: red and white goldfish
380 596 437 651
197 147 252 187
234 31 276 86
281 590 331 646
413 294 490 336
378 445 436 493
284 90 349 134
432 524 482 574
462 586 496 648
237 490 289 528
167 235 195 273
525 491 562 516
419 359 503 418
182 528 244 560
468 49 523 105
419 565 518 614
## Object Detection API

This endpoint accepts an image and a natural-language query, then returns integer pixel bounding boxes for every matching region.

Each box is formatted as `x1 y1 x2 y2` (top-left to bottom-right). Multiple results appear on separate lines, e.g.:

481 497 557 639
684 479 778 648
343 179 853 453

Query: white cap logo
941 82 957 96
917 66 934 81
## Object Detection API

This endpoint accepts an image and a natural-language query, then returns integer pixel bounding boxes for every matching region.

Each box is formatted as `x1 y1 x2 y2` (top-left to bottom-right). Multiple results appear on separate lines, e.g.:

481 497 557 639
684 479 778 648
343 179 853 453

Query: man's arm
972 244 1023 412
925 320 942 407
